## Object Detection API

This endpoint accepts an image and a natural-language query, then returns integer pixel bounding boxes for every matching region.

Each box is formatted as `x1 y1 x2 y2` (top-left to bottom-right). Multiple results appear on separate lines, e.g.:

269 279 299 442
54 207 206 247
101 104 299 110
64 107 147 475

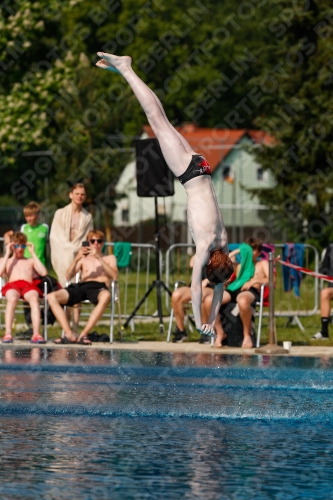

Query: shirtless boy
0 232 48 344
96 53 233 339
48 230 118 345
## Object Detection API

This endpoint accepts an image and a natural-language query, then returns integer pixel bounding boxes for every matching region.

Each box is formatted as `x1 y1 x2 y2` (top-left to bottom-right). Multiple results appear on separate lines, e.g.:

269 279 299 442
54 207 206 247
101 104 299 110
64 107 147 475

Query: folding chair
0 277 48 340
255 284 269 347
62 274 122 343
167 281 194 342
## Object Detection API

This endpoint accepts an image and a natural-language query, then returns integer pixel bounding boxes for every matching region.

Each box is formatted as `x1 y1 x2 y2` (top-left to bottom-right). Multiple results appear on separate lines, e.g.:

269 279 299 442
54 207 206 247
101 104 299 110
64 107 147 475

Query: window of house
121 209 129 223
222 165 231 179
257 168 264 181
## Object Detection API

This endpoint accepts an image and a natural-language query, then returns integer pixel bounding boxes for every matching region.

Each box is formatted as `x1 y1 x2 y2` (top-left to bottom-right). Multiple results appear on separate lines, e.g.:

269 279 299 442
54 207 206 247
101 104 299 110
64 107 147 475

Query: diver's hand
196 324 217 339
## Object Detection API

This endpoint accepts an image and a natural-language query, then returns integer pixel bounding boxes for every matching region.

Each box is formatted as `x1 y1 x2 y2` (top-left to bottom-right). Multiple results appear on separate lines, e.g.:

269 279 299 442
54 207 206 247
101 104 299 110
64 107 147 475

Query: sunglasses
89 239 104 244
14 244 26 249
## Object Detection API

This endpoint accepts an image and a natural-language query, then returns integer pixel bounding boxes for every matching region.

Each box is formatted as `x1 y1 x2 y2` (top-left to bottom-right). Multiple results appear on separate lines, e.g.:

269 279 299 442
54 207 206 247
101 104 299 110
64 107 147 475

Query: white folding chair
0 277 48 340
256 284 268 348
167 281 194 342
62 274 121 343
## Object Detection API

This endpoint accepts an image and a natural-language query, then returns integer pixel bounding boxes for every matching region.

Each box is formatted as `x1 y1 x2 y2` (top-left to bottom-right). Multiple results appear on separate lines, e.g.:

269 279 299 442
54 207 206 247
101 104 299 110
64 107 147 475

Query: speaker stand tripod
123 197 171 334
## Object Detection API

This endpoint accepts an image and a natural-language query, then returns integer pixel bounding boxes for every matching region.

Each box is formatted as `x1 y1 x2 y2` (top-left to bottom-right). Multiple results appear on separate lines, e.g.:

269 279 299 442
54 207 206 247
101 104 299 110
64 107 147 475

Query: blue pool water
1 348 333 499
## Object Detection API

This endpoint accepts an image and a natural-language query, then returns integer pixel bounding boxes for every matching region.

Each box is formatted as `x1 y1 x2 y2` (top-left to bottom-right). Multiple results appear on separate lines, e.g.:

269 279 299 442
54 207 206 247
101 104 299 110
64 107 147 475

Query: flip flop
2 335 13 344
78 336 92 346
54 337 77 345
30 335 46 344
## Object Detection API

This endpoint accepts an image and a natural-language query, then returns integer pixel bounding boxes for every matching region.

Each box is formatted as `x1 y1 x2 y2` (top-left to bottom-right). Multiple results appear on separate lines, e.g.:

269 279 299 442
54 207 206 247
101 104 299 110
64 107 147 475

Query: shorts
2 280 43 298
65 281 109 307
226 286 260 304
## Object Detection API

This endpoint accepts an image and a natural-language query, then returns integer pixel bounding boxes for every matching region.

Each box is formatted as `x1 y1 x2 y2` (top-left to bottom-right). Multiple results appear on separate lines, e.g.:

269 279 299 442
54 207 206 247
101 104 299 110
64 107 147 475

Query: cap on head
204 249 234 284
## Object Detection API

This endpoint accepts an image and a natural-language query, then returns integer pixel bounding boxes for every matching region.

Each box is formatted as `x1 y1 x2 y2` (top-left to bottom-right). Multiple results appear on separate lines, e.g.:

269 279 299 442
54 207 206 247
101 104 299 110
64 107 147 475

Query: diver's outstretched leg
96 53 195 177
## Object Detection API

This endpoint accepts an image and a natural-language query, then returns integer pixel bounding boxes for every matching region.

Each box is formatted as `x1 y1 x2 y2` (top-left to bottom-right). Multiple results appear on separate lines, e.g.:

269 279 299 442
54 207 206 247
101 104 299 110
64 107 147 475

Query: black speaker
136 138 174 197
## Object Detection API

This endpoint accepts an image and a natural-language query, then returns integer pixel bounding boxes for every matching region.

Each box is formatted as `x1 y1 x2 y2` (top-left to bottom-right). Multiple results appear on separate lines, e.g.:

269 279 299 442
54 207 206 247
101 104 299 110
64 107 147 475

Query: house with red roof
114 124 274 243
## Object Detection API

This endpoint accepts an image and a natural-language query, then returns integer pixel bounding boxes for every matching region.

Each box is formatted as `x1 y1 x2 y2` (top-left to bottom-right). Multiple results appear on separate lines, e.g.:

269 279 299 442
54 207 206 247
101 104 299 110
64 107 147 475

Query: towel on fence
228 243 241 263
114 242 132 268
260 243 276 273
228 244 240 252
260 243 275 261
282 243 304 297
319 243 333 288
227 243 254 291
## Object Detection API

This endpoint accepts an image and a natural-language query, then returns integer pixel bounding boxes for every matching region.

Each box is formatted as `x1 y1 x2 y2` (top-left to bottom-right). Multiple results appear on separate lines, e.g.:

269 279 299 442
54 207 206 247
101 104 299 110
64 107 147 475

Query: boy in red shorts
0 232 48 343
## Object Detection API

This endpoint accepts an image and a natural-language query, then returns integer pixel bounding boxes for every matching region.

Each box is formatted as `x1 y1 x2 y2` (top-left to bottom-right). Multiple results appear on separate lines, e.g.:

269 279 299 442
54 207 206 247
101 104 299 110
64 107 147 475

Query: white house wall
114 160 188 226
213 142 273 228
114 136 274 228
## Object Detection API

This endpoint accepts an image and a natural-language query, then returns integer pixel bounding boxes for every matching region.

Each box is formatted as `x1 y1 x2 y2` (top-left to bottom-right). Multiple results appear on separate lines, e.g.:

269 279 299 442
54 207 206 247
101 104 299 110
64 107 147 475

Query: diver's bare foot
96 53 132 73
241 337 253 349
214 333 226 348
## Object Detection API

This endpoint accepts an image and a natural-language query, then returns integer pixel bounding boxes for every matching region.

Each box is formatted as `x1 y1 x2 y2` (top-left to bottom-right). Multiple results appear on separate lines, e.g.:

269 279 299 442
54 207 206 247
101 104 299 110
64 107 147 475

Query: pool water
1 348 333 499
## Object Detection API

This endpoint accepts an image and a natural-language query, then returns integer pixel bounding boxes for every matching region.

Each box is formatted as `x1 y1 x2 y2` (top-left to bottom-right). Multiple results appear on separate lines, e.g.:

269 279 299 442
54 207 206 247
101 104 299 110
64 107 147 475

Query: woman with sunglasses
96 53 233 339
0 232 48 344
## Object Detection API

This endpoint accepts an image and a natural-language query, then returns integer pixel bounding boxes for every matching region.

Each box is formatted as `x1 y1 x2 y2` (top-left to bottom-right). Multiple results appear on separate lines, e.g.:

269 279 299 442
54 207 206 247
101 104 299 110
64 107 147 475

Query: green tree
0 0 132 233
248 0 333 248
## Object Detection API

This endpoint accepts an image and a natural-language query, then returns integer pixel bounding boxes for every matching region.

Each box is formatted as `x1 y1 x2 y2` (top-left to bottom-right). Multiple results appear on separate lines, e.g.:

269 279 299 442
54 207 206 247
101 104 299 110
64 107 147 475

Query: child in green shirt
21 201 49 265
20 202 48 265
4 202 48 265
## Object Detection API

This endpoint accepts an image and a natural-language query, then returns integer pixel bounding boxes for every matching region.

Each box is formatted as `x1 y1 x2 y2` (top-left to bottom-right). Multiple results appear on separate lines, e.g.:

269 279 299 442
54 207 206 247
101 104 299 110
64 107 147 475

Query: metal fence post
255 252 287 354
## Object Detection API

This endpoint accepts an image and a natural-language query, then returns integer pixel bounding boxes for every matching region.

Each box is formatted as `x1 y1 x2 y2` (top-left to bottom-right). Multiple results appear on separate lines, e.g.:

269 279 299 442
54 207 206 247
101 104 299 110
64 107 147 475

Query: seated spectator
312 287 333 339
48 230 118 345
312 245 333 340
0 232 48 344
203 238 266 348
4 202 48 265
171 255 215 343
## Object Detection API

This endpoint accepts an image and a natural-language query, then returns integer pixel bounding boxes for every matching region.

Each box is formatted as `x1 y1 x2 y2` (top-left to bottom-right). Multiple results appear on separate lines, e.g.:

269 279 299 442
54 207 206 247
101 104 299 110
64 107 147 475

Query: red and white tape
276 258 333 282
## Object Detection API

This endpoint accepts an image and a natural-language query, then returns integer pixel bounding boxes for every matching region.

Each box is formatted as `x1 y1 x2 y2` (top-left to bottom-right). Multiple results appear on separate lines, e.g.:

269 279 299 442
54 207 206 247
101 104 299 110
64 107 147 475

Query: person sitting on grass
0 232 48 344
48 230 118 345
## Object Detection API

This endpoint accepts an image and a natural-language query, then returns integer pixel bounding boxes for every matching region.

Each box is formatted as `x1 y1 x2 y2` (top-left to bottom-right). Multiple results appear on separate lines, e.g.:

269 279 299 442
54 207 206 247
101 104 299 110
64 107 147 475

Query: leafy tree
0 0 132 235
248 0 333 248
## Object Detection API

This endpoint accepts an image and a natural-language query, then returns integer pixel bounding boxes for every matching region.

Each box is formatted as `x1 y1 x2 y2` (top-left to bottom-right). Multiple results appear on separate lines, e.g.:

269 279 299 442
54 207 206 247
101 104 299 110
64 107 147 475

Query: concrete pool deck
2 341 333 358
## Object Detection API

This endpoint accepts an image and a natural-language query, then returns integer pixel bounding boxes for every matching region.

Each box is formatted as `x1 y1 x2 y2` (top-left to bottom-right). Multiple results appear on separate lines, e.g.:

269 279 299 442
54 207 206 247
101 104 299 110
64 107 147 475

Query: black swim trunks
226 286 260 304
177 155 211 185
65 281 109 306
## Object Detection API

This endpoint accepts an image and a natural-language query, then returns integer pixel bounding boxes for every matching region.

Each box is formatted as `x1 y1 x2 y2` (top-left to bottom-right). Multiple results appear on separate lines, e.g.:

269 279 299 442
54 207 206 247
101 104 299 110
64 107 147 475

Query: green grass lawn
8 312 333 347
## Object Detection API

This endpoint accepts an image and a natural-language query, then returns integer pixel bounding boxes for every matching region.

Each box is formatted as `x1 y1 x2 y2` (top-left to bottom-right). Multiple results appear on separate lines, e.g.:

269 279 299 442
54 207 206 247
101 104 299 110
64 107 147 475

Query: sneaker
312 332 329 340
199 334 210 344
172 328 188 343
172 331 188 343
